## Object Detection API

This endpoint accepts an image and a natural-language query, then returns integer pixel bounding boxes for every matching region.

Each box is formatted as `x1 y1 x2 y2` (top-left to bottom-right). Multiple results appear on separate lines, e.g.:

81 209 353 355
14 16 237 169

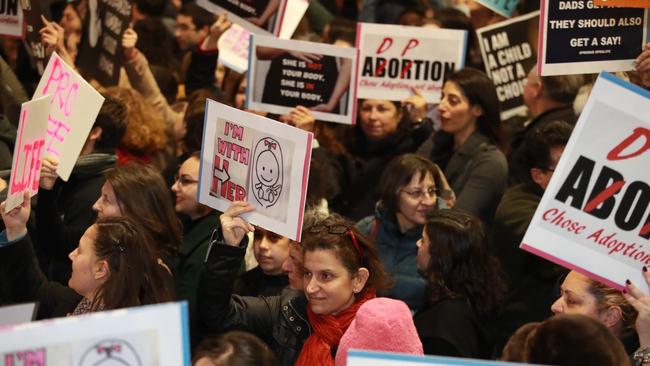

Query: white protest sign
33 52 105 181
198 100 312 241
0 303 37 327
218 23 251 73
5 95 51 212
538 0 648 76
277 0 309 40
356 23 467 102
0 302 190 366
0 2 24 38
347 350 527 366
247 34 358 124
521 72 650 294
477 11 539 120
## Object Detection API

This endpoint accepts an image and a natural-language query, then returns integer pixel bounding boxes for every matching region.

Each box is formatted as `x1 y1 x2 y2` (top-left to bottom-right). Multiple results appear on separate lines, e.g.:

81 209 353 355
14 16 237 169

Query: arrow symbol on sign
214 163 230 184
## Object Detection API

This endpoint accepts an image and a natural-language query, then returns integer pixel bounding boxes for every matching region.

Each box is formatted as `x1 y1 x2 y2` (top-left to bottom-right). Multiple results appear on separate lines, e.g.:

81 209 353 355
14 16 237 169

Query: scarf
295 288 376 366
69 298 105 316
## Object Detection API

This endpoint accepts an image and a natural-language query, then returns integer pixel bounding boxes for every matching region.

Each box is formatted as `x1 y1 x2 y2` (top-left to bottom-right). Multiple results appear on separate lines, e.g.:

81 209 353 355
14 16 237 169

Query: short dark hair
379 154 444 215
133 0 166 16
423 209 506 317
516 120 572 185
178 2 214 30
193 331 276 366
94 95 127 150
540 73 585 104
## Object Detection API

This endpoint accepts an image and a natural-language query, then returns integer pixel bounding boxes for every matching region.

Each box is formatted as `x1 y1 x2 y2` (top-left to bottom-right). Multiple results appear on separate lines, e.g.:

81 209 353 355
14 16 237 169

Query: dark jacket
233 266 289 297
0 233 82 318
334 120 433 221
491 183 567 350
34 152 116 284
422 131 507 226
0 114 15 170
175 213 220 348
199 234 311 365
414 298 493 359
357 205 426 311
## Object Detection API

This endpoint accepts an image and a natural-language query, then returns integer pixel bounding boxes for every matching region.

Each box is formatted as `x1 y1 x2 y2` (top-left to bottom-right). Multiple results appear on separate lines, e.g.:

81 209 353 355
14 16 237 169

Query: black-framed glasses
174 174 198 187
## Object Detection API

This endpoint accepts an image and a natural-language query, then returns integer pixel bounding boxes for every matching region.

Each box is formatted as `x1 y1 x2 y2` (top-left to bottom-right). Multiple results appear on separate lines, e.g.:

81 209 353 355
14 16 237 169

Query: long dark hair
445 68 503 149
91 217 174 310
423 209 506 317
105 163 182 261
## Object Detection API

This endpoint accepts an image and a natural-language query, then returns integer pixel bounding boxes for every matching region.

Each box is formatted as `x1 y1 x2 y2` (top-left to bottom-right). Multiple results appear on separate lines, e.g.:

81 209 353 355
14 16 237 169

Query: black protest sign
539 0 646 76
21 0 44 74
0 0 24 38
197 0 284 35
478 11 538 119
77 0 131 86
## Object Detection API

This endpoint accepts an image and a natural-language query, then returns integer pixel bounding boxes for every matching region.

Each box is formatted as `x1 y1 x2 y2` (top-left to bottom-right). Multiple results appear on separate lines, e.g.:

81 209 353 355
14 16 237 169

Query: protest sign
0 303 37 327
5 95 51 212
77 0 132 86
356 23 467 102
0 302 190 366
347 350 526 366
277 0 308 39
478 11 539 119
33 52 105 181
594 0 650 7
247 34 358 124
0 0 24 38
198 100 312 241
476 0 519 18
521 72 650 294
538 0 647 76
21 0 45 74
197 0 287 35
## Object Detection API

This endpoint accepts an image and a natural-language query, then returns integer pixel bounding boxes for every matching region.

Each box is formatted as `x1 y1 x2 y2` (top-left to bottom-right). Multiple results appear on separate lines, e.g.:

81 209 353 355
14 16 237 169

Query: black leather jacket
198 232 311 365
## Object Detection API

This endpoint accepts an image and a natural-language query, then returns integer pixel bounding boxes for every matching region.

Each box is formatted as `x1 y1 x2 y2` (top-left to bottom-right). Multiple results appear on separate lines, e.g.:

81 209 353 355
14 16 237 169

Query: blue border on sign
180 301 191 365
347 350 524 365
600 71 650 99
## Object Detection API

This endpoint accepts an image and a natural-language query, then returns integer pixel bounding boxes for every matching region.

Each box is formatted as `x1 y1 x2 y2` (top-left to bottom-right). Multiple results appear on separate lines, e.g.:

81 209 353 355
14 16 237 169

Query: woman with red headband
199 202 390 365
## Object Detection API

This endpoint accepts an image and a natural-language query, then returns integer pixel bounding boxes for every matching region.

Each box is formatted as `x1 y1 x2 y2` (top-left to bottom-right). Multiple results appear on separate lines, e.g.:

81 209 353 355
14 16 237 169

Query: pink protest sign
5 95 51 213
33 52 105 181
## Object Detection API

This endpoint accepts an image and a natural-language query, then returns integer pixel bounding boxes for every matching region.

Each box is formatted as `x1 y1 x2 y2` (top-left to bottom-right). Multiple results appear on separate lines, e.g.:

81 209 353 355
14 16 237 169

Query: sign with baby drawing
198 99 312 241
521 72 650 294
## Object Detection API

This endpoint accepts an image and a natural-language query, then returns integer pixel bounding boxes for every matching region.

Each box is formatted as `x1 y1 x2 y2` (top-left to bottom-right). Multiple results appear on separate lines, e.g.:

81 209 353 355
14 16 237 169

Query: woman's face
359 100 401 141
416 229 431 273
551 271 603 320
60 4 82 38
396 172 437 232
253 230 291 276
171 157 205 219
281 242 304 289
68 225 107 298
303 249 366 315
93 182 122 219
438 81 481 137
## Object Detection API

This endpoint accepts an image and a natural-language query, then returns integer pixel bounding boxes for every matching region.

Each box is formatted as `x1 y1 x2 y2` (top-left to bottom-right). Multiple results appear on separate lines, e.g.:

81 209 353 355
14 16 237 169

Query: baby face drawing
252 137 284 208
256 150 280 186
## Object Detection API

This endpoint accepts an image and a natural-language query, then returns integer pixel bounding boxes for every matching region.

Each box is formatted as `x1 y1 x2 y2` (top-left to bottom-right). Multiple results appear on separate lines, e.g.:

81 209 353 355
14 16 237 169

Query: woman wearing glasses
415 209 506 358
199 202 389 365
357 154 453 311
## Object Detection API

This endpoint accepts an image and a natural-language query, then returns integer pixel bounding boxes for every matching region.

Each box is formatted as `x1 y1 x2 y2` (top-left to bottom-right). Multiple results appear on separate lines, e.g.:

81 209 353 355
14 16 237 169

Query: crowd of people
1 0 650 364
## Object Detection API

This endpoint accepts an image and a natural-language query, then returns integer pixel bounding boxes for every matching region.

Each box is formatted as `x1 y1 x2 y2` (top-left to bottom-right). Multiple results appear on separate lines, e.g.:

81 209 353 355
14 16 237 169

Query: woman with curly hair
414 208 506 358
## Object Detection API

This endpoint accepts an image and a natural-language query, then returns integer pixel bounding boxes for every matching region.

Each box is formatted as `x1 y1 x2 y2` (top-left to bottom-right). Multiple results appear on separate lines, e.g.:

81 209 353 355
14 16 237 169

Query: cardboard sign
538 0 647 76
0 0 24 39
478 11 539 119
33 52 105 181
198 100 312 241
21 0 45 74
476 0 519 18
77 0 132 86
521 72 650 294
594 0 650 8
347 350 527 366
277 0 309 39
356 23 467 102
5 95 51 212
197 0 287 35
0 303 37 327
247 34 359 124
0 302 190 366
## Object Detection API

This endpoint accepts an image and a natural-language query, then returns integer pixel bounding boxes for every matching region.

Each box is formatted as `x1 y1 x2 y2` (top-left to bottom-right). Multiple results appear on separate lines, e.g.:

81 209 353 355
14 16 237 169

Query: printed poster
21 0 45 74
478 11 539 119
247 34 358 124
198 100 312 241
0 302 189 366
594 0 650 8
356 23 467 102
0 0 24 38
538 0 648 76
521 72 650 294
476 0 519 18
5 95 51 212
347 350 528 366
197 0 287 35
33 52 105 181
